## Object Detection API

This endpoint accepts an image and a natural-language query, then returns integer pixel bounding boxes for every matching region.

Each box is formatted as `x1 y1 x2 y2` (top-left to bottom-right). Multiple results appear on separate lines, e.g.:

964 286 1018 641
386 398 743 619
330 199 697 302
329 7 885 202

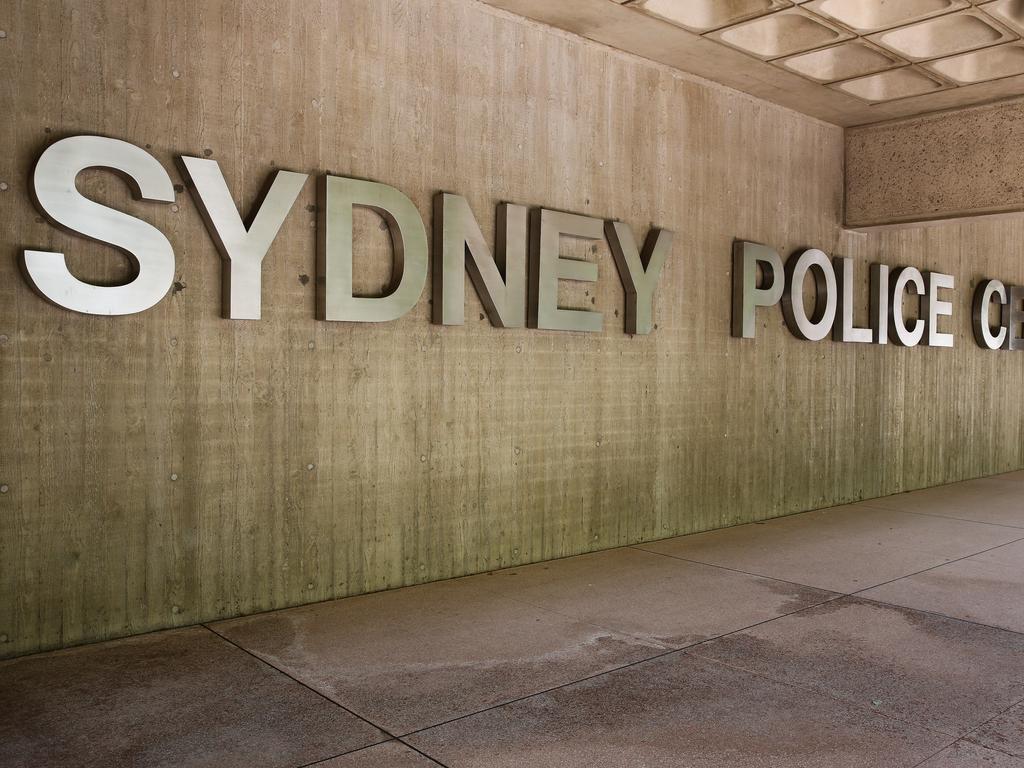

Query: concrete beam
845 96 1024 230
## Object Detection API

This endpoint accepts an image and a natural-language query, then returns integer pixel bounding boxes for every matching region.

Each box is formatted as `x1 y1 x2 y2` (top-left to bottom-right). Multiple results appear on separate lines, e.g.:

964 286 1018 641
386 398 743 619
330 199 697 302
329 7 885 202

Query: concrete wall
846 96 1024 228
1 0 1023 659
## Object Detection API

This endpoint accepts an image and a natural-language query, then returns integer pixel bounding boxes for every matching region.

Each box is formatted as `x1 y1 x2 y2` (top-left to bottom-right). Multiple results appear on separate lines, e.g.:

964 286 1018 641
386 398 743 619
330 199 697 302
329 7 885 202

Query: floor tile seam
908 738 966 768
631 541 1022 595
958 738 1024 763
508 580 849 655
954 692 1024 760
856 474 1024 500
851 595 1024 639
0 622 215 666
295 739 451 768
905 512 1024 532
134 539 1024 759
200 545 1022 749
394 644 686 739
393 737 451 768
0 543 740 665
680 648 966 741
684 596 1024 737
849 534 1024 596
494 570 840 651
397 595 846 739
199 623 398 744
858 502 1024 531
627 545 853 595
114 585 837 752
914 735 1024 766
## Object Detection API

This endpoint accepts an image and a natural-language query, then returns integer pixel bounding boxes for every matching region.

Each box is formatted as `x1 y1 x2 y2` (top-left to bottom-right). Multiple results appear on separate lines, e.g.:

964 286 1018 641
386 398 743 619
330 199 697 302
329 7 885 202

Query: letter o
781 248 836 341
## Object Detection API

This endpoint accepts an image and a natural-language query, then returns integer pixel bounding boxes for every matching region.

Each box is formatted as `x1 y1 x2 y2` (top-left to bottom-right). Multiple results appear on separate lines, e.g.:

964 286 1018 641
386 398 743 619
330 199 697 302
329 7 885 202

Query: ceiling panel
629 0 793 33
867 9 1015 63
925 42 1024 83
833 65 951 102
481 0 1024 125
708 7 854 60
805 0 971 34
779 40 903 83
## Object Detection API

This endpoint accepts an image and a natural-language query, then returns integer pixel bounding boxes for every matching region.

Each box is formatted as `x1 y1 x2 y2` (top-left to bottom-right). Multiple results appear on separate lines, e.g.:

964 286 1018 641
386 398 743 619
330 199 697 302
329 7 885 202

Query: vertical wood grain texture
0 0 1022 658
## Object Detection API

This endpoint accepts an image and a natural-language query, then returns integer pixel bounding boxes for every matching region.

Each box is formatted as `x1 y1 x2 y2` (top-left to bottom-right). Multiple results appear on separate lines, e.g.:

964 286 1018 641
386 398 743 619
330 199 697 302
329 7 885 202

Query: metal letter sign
870 264 890 345
317 175 429 323
605 222 673 335
432 193 527 328
973 279 1007 350
1003 285 1024 351
833 257 872 343
23 135 176 315
889 267 926 347
730 244 971 350
181 157 308 320
17 134 1022 355
781 249 836 342
731 241 784 339
528 209 605 333
923 272 955 348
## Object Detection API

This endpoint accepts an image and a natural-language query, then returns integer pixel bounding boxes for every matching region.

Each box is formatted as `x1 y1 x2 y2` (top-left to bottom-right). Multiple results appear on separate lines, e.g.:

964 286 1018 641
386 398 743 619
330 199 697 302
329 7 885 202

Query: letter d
317 176 428 323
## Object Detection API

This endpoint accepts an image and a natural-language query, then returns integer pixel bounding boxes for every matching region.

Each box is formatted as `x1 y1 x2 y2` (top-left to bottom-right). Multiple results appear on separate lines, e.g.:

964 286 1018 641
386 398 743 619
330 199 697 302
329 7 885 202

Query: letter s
22 135 175 315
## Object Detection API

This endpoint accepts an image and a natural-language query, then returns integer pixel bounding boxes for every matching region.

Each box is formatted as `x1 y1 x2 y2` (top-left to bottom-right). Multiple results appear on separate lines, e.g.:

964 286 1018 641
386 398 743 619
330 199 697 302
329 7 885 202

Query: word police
731 241 1021 351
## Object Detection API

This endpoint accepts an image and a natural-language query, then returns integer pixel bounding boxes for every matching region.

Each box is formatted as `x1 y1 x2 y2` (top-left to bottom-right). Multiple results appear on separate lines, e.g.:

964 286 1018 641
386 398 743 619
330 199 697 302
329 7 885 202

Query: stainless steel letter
832 257 872 343
888 266 925 347
972 279 1007 350
781 248 836 342
605 221 673 335
22 135 175 315
1002 285 1024 351
870 263 889 345
181 157 307 320
923 271 955 348
432 193 526 328
317 175 428 323
528 209 604 333
731 241 784 339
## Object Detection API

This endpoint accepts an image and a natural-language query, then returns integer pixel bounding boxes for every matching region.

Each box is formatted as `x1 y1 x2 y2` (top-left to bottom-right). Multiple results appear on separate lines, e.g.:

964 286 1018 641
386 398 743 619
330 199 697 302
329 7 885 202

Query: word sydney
20 135 673 335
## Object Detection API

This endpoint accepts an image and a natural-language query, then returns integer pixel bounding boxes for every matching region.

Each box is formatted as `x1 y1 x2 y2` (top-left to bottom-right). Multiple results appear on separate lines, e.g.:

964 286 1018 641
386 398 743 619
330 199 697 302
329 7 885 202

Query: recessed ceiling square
924 42 1024 83
981 0 1024 36
869 10 1016 62
779 40 904 82
805 0 970 34
833 66 949 101
628 0 792 33
710 8 853 60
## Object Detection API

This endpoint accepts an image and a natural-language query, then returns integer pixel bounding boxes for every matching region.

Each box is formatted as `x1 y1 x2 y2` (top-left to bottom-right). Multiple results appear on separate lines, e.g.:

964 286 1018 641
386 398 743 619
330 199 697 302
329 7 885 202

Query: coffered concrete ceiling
482 0 1024 126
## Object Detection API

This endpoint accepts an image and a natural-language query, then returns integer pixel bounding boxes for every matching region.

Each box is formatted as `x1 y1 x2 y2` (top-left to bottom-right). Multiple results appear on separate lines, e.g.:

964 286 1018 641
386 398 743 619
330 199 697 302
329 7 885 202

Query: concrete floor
3 475 1024 767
